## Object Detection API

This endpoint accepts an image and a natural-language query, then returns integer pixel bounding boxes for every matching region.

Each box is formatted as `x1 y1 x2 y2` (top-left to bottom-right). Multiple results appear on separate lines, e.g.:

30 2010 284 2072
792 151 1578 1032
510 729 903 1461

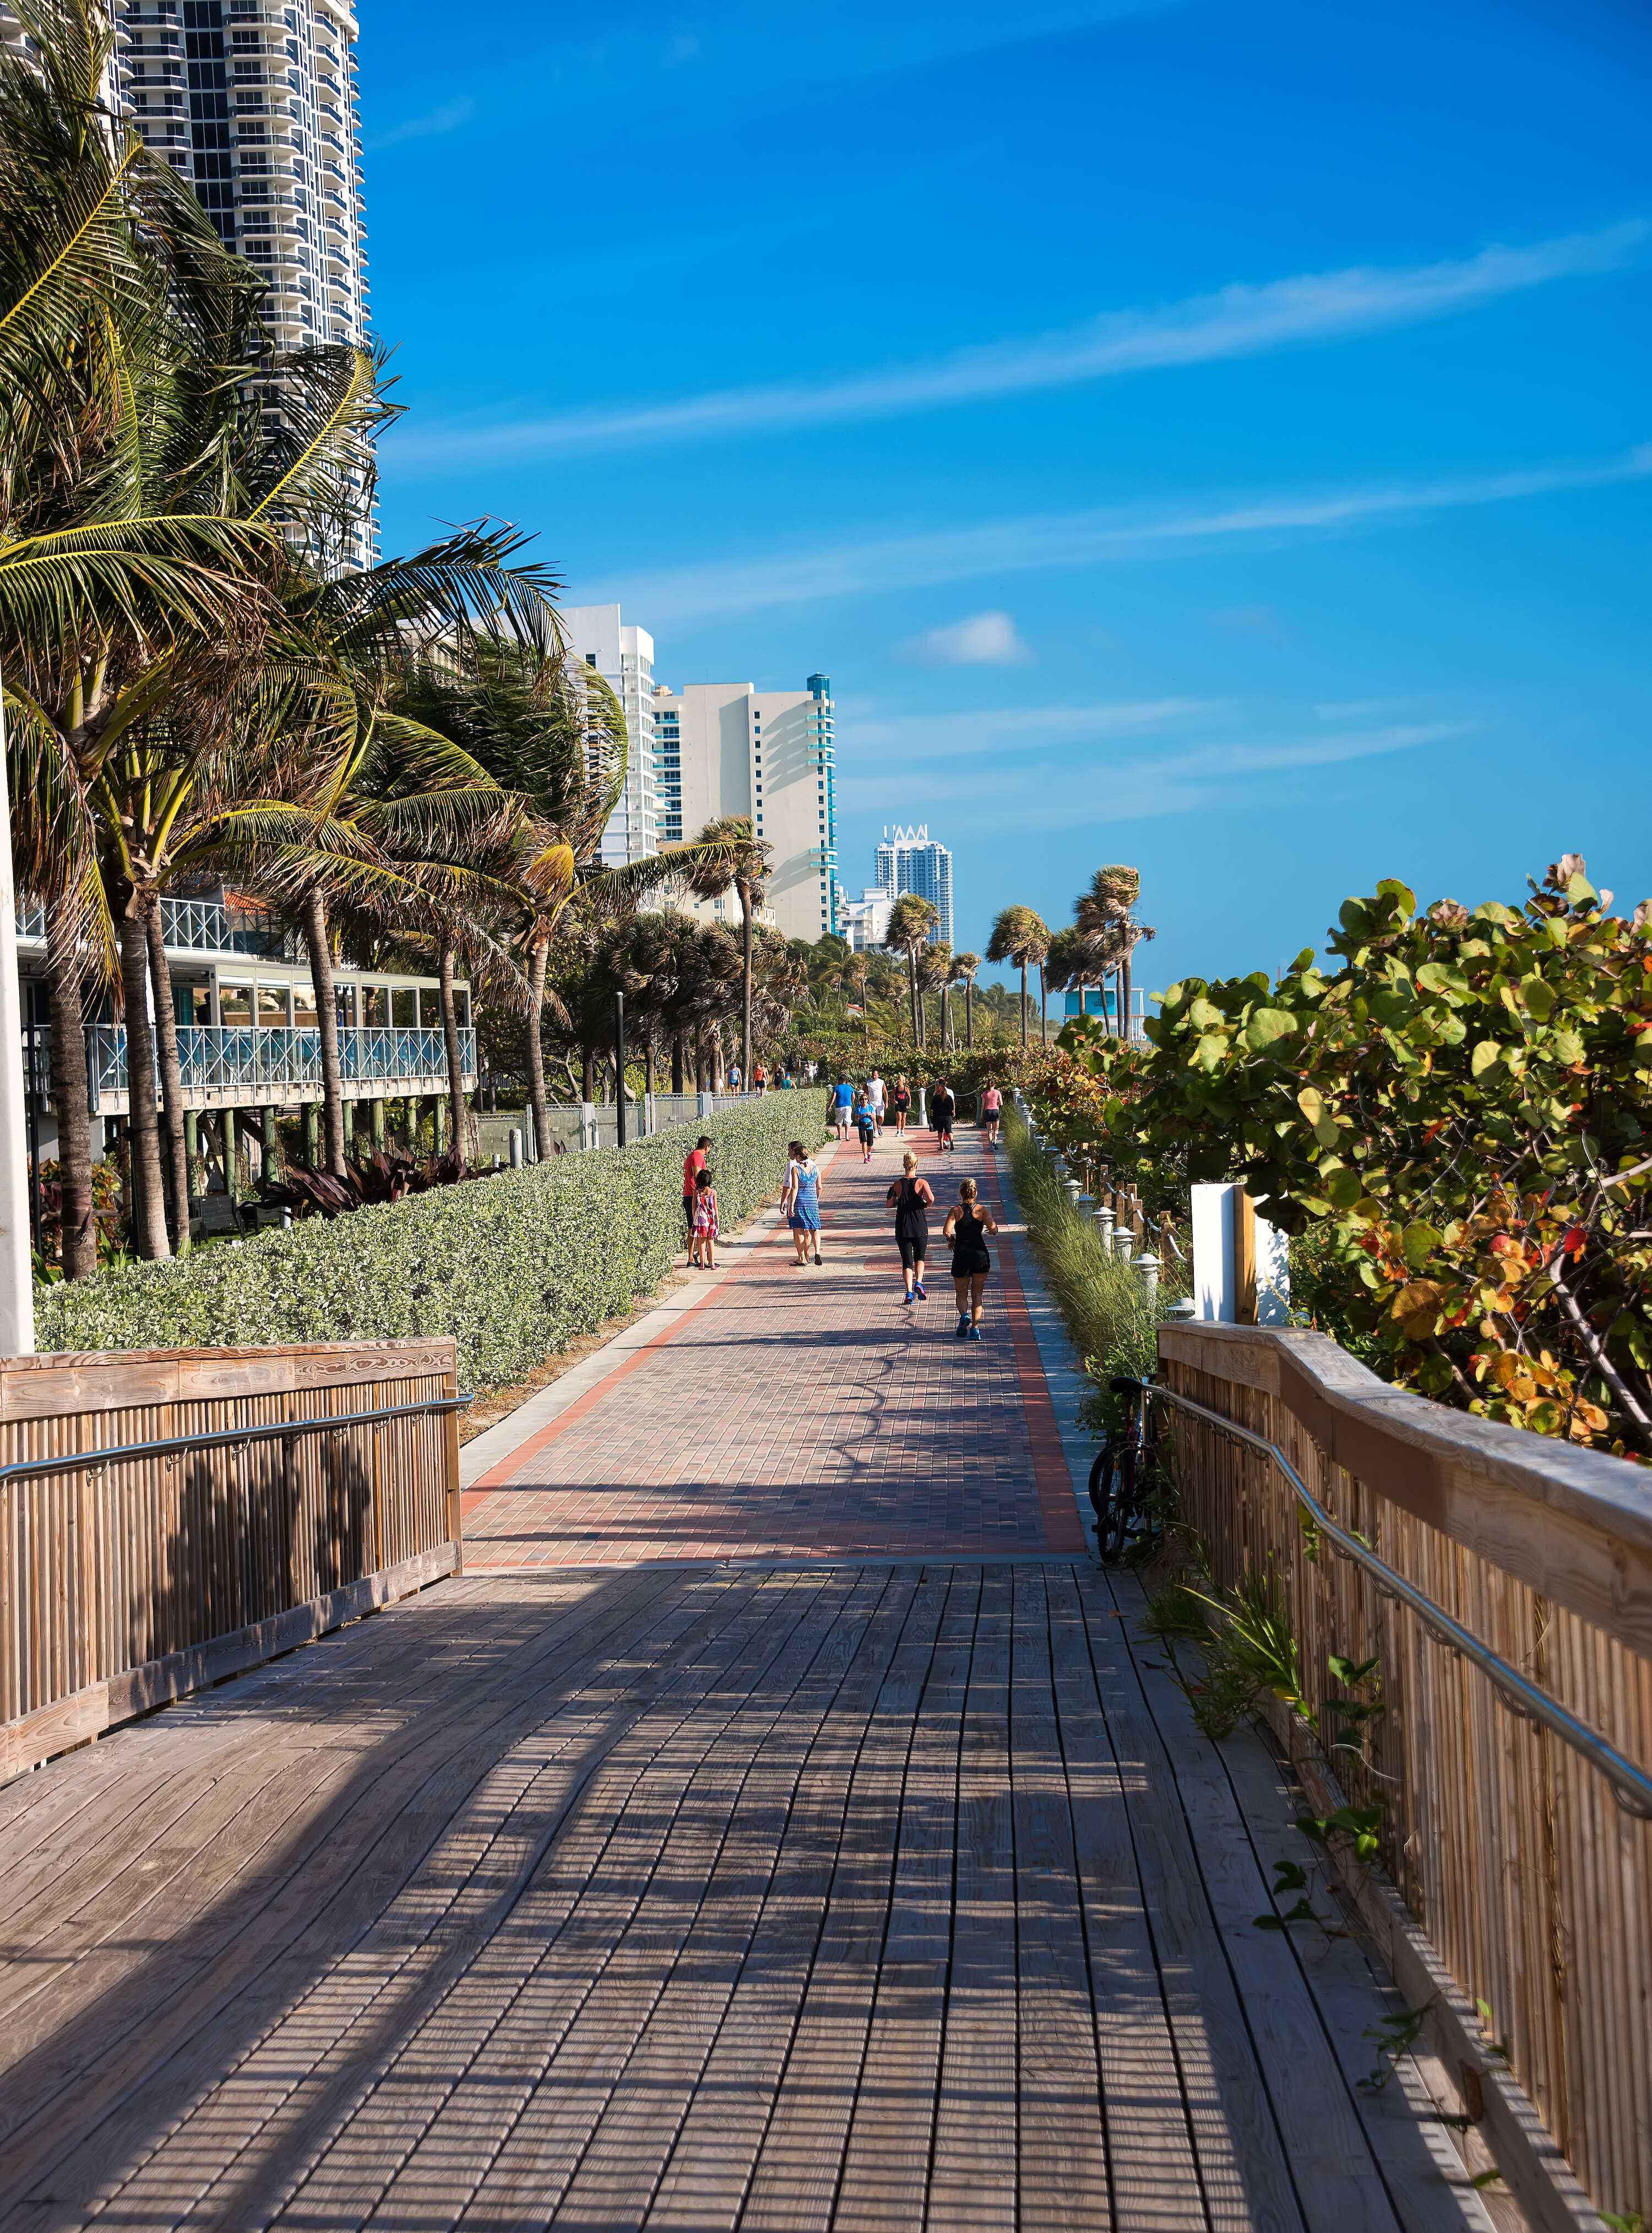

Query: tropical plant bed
35 1091 831 1391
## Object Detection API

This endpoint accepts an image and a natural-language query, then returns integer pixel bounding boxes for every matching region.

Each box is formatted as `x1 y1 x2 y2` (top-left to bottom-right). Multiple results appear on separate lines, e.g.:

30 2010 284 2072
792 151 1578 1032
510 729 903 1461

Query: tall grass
1006 1110 1159 1423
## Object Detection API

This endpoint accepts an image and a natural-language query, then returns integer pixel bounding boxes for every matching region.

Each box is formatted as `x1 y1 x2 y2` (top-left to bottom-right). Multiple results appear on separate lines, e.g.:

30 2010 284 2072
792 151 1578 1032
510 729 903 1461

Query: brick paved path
463 1122 1087 1567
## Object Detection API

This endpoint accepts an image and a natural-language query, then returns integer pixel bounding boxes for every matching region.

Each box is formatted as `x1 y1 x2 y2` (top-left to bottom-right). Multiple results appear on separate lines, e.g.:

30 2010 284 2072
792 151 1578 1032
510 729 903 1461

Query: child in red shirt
689 1169 719 1268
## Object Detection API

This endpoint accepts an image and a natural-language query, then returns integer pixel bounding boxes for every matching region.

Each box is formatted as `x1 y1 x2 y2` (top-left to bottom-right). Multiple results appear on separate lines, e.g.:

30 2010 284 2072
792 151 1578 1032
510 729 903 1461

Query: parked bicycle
1088 1372 1165 1562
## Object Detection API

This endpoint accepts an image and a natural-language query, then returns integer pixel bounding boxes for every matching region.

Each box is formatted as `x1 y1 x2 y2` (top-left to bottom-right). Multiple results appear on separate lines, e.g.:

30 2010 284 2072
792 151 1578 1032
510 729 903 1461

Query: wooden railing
1158 1321 1651 2230
0 1338 463 1781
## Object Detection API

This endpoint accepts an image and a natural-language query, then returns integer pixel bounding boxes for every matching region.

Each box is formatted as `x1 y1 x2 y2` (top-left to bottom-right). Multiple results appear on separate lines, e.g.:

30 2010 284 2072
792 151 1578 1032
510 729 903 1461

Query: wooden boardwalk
0 1559 1491 2232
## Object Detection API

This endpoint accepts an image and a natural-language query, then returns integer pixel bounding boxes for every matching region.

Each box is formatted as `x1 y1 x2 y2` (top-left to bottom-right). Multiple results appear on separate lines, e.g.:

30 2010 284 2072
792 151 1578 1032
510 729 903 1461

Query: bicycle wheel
1089 1439 1138 1562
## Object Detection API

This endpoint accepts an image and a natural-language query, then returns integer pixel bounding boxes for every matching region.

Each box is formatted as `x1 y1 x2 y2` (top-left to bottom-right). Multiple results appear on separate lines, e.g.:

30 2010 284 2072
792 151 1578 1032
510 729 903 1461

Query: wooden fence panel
1158 1324 1651 2224
0 1338 461 1781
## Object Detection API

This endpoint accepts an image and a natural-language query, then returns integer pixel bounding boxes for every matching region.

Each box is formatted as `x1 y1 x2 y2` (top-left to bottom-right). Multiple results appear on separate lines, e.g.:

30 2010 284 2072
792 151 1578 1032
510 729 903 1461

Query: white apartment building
559 604 660 870
650 673 839 942
876 825 954 949
1 0 376 567
840 888 894 953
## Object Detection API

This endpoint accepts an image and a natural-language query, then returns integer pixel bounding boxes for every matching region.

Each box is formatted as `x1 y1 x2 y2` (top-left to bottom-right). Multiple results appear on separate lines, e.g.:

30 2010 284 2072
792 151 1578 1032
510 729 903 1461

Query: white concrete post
0 696 36 1354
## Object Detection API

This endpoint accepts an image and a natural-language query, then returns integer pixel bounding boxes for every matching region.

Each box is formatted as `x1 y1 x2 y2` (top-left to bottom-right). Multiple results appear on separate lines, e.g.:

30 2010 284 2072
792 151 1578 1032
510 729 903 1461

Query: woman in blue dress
783 1139 824 1266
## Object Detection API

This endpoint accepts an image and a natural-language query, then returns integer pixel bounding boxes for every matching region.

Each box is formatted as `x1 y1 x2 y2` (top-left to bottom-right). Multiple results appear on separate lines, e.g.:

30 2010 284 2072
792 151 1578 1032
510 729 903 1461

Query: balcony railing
23 1025 475 1110
15 897 300 961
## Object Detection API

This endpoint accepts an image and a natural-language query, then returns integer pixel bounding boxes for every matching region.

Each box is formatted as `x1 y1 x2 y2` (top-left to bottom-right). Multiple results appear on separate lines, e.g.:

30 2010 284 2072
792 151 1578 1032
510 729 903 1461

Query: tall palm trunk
1120 943 1132 1043
1039 964 1048 1044
525 933 551 1160
437 939 468 1164
116 899 169 1259
43 895 97 1279
965 977 974 1051
740 888 754 1091
671 1034 684 1094
300 887 347 1175
1019 959 1028 1048
939 980 949 1050
907 948 920 1047
143 898 190 1251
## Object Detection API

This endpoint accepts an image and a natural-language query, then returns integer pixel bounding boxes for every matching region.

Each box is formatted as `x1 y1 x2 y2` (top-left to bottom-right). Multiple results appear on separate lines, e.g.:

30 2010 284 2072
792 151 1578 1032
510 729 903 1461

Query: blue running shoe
955 1314 970 1339
902 1291 914 1306
966 1324 982 1341
913 1281 927 1300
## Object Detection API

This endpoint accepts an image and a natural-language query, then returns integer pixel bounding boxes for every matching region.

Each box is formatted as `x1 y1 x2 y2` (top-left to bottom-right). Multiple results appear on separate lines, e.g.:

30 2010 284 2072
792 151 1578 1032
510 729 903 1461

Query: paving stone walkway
463 1124 1088 1568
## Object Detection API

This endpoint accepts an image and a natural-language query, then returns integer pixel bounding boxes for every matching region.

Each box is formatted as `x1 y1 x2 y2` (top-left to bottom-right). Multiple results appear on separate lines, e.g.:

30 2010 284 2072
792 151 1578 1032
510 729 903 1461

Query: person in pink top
689 1169 719 1268
981 1081 1003 1149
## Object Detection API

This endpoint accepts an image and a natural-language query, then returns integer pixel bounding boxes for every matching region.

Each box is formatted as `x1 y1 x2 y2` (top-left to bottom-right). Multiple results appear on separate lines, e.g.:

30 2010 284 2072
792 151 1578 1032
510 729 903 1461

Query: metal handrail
1135 1377 1652 1822
0 1394 472 1489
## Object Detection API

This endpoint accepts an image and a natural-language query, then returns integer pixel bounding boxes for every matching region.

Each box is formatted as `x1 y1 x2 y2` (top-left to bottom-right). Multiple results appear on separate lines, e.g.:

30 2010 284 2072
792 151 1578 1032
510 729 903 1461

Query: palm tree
2 3 295 1262
919 942 953 1049
884 892 938 1050
986 905 1048 1050
953 951 981 1048
1074 865 1156 1039
683 816 771 1090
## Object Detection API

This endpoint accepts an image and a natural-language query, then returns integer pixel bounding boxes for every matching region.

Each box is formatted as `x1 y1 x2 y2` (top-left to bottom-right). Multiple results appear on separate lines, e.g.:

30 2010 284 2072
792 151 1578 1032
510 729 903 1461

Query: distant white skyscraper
650 672 839 941
876 825 953 948
3 0 377 566
559 604 660 868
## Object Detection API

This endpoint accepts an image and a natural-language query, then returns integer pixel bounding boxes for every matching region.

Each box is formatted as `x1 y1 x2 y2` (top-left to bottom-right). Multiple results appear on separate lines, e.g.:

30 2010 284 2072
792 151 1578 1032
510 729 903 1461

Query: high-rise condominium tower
2 0 376 566
559 605 660 869
876 826 953 948
650 673 839 941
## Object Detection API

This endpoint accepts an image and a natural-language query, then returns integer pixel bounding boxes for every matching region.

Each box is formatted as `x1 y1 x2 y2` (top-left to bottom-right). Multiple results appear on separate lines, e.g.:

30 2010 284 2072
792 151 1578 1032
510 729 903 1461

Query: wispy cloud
615 447 1652 621
395 221 1646 461
866 719 1477 827
849 699 1209 762
370 98 475 149
900 610 1034 665
1214 603 1287 640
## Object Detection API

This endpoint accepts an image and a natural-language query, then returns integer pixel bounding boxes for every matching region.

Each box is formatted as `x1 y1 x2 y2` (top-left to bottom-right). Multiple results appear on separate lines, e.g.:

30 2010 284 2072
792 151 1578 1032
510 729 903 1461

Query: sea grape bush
1040 859 1652 1459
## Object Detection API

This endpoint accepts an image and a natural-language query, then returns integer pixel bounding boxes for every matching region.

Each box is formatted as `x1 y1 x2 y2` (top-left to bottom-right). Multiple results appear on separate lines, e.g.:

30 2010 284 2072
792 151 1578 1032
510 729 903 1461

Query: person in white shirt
867 1068 887 1133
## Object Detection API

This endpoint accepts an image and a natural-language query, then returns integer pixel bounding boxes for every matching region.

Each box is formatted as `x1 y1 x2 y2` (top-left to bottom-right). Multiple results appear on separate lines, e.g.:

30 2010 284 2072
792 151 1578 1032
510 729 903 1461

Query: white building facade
110 0 371 563
650 672 839 942
559 605 660 869
840 889 894 953
876 825 954 948
2 0 377 567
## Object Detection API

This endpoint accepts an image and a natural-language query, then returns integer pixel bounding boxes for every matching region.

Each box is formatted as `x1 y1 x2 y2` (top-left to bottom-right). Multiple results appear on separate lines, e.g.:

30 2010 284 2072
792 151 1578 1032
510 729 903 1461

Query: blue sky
361 0 1651 1001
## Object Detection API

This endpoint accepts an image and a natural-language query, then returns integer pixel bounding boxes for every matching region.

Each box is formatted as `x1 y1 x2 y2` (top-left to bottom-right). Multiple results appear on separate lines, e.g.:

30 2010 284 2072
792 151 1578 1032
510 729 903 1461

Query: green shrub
1006 1109 1162 1431
34 1092 831 1389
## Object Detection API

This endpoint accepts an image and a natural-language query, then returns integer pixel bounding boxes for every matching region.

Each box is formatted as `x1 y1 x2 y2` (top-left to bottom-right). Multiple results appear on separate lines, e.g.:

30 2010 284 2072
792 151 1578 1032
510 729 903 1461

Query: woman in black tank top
885 1148 934 1305
943 1178 999 1342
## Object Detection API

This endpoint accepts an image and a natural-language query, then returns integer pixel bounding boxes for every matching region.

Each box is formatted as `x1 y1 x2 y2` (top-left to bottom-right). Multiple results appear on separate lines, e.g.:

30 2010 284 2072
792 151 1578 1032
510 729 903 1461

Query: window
362 983 387 1025
257 984 290 1025
218 981 253 1025
292 981 319 1028
391 987 416 1028
336 983 355 1028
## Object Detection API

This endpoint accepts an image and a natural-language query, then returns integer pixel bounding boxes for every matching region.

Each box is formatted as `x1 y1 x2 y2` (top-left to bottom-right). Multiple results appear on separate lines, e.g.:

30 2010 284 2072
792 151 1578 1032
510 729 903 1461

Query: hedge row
34 1091 833 1388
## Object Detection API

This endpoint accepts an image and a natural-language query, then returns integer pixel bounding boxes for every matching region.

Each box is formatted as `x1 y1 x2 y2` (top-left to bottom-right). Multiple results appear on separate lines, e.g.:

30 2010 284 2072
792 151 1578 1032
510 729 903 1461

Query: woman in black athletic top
885 1148 934 1306
943 1177 999 1341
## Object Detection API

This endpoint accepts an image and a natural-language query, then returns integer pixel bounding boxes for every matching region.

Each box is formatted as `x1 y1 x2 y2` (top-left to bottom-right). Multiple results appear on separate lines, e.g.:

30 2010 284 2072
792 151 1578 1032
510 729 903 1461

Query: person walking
785 1138 824 1265
981 1079 1003 1149
885 1148 934 1305
682 1134 713 1243
890 1074 911 1134
868 1067 886 1133
832 1073 854 1140
689 1167 719 1268
854 1088 877 1163
754 1062 767 1095
930 1077 956 1152
944 1177 999 1339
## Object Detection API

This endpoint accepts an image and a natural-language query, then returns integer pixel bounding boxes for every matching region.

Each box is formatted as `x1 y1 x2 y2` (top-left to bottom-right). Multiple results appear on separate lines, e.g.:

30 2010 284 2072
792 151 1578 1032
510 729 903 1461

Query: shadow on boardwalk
0 1561 1489 2232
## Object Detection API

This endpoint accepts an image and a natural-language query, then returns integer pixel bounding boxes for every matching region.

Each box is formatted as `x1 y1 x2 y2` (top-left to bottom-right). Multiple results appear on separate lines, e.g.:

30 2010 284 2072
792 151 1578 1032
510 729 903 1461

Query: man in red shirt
682 1135 713 1238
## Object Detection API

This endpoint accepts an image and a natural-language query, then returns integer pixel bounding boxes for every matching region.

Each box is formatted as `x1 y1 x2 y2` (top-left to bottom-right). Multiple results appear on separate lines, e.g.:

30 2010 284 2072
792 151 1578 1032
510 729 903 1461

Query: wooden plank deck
0 1562 1498 2232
